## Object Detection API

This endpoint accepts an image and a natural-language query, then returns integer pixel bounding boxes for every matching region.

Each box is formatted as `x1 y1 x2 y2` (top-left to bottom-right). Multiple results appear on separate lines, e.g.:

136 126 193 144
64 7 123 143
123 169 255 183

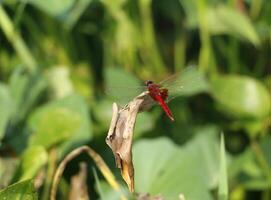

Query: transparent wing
159 66 209 101
105 85 146 104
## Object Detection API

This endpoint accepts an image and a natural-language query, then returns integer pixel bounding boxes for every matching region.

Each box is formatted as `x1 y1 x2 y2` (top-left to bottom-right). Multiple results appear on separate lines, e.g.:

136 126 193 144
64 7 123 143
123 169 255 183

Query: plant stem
197 0 213 73
0 5 37 72
139 0 165 74
174 28 186 72
50 145 127 200
42 148 57 200
250 0 262 19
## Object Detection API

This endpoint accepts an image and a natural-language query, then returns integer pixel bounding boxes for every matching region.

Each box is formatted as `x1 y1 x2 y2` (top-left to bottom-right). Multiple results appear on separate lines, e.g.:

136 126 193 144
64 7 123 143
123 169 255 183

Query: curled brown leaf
106 92 154 192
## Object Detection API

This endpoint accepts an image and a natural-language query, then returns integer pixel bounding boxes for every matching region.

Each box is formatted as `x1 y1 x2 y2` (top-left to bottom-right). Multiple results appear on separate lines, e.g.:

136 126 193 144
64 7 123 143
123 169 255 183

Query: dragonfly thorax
145 80 153 86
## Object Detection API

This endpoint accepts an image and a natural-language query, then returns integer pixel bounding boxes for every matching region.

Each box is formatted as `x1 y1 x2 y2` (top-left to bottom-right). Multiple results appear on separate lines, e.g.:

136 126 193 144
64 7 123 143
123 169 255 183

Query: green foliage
9 68 47 122
182 2 260 45
29 94 92 151
12 146 48 182
0 179 38 200
207 5 260 45
210 74 271 119
28 0 78 18
0 84 11 143
218 134 228 200
133 126 219 199
0 0 271 199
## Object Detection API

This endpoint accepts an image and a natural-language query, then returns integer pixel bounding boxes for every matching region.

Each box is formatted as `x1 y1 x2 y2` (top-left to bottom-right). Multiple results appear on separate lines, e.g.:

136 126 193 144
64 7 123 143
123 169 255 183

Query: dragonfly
144 80 175 121
106 67 204 121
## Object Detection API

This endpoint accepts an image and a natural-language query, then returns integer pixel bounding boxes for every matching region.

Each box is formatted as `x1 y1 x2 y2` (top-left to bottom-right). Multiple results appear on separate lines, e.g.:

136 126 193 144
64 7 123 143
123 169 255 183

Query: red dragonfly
107 67 204 121
145 80 174 121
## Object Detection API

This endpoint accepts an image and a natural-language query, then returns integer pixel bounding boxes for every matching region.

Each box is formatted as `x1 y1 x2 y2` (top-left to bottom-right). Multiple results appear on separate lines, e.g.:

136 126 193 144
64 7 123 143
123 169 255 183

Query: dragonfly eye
145 80 153 86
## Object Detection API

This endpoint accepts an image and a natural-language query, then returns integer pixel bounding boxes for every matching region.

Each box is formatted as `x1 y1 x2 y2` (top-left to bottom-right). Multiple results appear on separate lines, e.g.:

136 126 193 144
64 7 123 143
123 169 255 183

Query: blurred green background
0 0 271 199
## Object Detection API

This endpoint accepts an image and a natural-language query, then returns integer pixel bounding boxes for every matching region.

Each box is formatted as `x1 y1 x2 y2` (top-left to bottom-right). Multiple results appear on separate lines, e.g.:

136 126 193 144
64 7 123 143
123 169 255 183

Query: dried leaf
106 92 154 192
69 162 89 200
50 145 125 200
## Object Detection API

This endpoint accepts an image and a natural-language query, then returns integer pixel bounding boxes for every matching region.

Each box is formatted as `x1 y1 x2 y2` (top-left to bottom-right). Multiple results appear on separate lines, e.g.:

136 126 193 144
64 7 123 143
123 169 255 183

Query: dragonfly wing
105 85 146 103
160 66 208 101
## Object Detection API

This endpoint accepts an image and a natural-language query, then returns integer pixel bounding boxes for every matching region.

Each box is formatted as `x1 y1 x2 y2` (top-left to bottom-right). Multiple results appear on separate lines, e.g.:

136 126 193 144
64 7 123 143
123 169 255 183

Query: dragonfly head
145 80 153 86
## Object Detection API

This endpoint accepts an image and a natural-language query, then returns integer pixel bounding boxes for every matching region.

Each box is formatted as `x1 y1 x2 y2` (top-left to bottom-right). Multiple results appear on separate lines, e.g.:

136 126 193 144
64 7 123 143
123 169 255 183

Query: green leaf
207 5 260 45
29 94 92 149
218 134 228 200
0 83 12 143
133 126 220 199
22 0 92 29
134 112 154 138
228 149 268 190
210 75 271 119
12 146 48 182
260 135 271 167
27 0 73 17
242 119 267 137
186 126 220 189
93 167 105 200
62 0 93 29
29 107 81 148
179 0 198 28
180 2 260 45
95 181 129 200
93 99 115 129
46 67 74 99
0 179 38 200
9 68 46 122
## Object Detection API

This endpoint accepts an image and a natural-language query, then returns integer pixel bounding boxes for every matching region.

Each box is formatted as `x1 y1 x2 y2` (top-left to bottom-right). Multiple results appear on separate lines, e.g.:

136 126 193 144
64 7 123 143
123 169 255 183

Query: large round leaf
133 126 220 199
210 75 271 119
29 95 92 150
